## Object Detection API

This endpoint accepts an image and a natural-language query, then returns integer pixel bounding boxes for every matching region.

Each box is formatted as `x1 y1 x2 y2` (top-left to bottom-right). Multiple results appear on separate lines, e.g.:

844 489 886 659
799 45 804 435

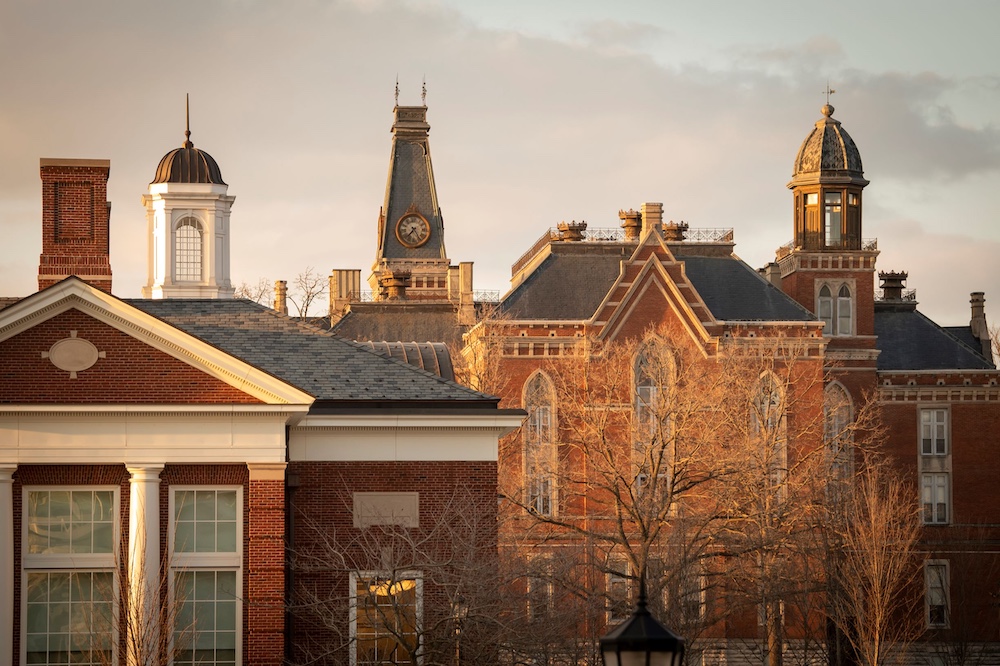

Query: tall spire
183 93 193 149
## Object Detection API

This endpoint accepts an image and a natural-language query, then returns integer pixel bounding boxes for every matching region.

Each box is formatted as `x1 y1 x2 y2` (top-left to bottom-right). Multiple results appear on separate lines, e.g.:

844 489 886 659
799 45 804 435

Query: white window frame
921 408 949 456
925 560 950 629
349 570 423 666
174 216 204 283
21 486 120 666
921 473 950 525
168 486 243 666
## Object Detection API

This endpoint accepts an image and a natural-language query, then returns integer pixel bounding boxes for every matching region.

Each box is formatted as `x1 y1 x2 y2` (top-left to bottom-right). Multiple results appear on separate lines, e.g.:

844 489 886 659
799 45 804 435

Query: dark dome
152 136 226 185
791 104 866 186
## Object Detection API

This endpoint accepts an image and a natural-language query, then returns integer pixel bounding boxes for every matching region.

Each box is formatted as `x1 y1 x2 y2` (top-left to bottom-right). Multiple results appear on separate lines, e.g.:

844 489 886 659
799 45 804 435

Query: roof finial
395 76 399 106
821 82 836 118
183 93 193 148
421 76 427 106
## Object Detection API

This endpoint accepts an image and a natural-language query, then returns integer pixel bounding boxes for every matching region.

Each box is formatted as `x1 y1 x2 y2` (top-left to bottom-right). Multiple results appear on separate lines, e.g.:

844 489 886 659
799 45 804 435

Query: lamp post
600 574 685 666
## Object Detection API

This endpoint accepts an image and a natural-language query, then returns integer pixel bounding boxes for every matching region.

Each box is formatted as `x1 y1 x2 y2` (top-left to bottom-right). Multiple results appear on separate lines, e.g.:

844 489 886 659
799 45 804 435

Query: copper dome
151 133 226 185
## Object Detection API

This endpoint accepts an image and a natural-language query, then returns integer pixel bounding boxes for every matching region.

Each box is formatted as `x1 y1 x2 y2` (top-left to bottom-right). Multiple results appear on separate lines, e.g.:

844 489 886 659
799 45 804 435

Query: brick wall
0 308 262 403
38 159 113 293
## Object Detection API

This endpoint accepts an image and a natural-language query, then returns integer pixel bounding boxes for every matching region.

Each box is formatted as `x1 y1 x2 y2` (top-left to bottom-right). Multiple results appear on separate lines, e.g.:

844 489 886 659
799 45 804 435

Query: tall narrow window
171 488 242 666
926 561 949 628
633 345 674 494
921 409 948 456
922 473 949 524
523 373 556 516
824 384 853 480
606 559 631 625
825 192 842 247
753 374 787 492
837 285 853 335
175 217 203 282
23 488 118 666
818 286 834 334
353 573 421 665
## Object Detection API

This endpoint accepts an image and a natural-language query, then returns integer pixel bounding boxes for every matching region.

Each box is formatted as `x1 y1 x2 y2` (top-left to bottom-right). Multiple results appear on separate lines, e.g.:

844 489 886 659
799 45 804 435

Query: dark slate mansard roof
875 308 994 371
499 243 814 323
127 298 497 408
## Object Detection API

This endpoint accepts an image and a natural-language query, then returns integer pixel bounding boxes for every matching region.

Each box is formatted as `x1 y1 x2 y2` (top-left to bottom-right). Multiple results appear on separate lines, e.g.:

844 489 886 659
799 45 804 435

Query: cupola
141 96 235 299
788 103 869 251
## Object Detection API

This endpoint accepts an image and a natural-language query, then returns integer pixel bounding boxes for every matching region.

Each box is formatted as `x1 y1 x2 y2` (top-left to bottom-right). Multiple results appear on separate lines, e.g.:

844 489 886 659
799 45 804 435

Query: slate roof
126 298 496 405
875 308 994 371
329 303 466 345
681 256 816 322
501 245 631 320
499 243 814 323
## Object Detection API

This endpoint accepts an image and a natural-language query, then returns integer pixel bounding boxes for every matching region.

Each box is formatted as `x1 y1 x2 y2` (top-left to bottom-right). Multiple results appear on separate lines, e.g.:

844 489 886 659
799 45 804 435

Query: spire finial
821 82 836 117
395 76 399 106
421 76 427 106
183 93 193 148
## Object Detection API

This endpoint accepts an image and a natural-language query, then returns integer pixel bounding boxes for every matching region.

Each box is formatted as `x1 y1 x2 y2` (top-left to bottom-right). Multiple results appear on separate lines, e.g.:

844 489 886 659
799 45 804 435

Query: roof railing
875 288 917 302
511 226 735 276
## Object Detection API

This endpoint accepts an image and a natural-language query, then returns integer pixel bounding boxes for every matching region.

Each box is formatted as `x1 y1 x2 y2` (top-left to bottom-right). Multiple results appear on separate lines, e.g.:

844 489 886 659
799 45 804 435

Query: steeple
371 98 451 300
141 97 235 299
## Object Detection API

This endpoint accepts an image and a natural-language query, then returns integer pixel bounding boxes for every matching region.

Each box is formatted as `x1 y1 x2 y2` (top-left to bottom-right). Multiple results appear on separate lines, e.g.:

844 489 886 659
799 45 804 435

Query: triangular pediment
0 278 314 405
591 230 718 349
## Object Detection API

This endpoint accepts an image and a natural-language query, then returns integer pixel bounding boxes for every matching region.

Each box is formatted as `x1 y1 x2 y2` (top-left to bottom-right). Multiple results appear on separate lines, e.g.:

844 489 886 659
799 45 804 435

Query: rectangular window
526 565 554 622
825 192 843 246
922 473 949 524
170 488 242 666
926 561 949 628
353 573 421 666
23 488 118 666
606 561 631 625
921 409 948 456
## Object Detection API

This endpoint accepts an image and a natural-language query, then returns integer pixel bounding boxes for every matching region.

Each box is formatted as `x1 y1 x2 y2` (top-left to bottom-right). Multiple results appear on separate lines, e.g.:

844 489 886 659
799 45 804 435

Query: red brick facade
0 308 262 404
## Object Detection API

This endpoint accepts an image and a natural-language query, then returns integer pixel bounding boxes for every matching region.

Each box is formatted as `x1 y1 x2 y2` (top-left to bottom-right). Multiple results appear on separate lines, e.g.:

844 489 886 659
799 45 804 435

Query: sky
2 0 998 325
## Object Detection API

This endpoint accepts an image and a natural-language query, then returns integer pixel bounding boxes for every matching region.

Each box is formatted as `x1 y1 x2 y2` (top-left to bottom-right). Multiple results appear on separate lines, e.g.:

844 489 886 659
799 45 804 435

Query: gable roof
127 298 496 405
875 308 994 371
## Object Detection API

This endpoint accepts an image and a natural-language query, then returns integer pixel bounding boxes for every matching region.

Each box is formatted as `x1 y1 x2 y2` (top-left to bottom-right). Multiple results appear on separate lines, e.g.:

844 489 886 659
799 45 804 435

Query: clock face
395 213 431 248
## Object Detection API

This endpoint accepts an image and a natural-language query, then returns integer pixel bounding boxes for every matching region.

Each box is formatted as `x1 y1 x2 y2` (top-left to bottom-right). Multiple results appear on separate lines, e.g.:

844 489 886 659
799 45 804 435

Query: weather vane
422 76 427 105
395 76 400 105
823 82 836 104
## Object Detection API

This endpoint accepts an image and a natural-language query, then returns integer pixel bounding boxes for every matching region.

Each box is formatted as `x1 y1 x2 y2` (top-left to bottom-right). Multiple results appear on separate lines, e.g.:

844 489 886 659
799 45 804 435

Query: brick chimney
970 292 993 363
640 202 663 236
38 159 113 293
274 280 288 315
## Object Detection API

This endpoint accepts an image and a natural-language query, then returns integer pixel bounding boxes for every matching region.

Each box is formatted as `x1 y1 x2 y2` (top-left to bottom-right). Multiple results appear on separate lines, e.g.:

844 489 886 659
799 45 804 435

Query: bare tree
289 483 511 666
234 277 272 305
287 267 328 318
828 451 923 666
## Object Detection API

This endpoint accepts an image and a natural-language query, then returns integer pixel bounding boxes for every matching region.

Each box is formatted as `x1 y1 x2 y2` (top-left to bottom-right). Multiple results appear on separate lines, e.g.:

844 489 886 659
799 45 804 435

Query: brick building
0 144 521 666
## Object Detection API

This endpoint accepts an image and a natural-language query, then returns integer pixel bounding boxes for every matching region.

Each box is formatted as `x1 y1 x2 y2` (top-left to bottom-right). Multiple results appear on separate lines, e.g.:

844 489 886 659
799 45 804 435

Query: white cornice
0 279 314 405
295 412 524 433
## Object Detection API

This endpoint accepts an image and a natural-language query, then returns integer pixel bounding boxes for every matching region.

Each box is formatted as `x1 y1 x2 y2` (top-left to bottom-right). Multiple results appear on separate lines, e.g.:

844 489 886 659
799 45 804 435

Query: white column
0 465 15 666
127 465 164 666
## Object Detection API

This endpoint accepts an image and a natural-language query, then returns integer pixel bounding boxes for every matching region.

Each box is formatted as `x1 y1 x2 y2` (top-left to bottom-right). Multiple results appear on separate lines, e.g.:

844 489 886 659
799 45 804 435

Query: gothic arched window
824 383 853 480
523 372 556 516
753 373 787 492
818 283 853 336
633 344 675 494
175 217 203 282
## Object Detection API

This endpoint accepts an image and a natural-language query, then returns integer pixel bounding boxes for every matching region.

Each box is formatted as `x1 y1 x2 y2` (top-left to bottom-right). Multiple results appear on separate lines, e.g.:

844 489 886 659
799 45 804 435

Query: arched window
837 285 853 336
523 373 556 516
818 283 853 336
633 344 675 494
175 217 203 282
824 383 853 480
753 373 787 491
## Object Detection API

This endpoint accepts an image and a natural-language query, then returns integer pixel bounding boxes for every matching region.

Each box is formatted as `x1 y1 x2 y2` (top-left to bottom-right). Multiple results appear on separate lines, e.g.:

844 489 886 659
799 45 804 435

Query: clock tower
369 103 451 300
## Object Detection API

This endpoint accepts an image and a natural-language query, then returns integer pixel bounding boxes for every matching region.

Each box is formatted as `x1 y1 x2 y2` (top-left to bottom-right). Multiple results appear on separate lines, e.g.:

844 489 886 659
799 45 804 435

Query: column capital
127 464 165 480
247 462 287 481
0 465 16 482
